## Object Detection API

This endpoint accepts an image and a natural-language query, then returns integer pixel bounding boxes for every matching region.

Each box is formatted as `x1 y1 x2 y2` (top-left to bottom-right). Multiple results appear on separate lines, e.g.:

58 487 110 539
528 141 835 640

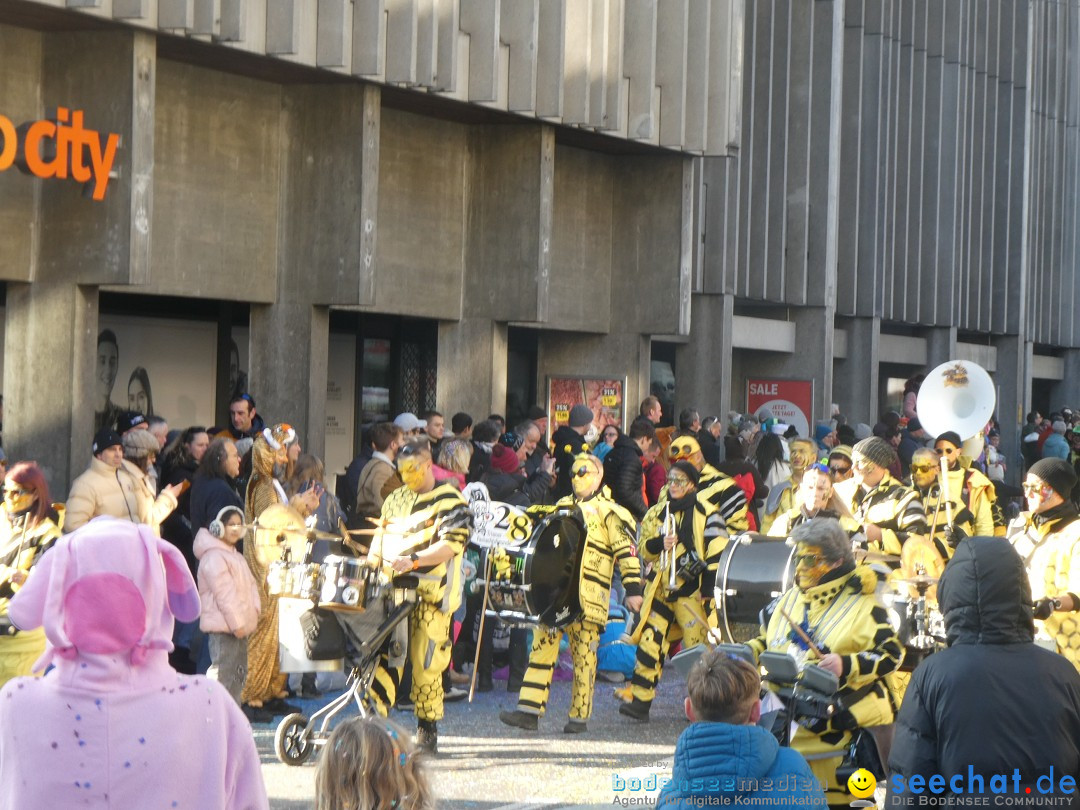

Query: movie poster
546 376 625 436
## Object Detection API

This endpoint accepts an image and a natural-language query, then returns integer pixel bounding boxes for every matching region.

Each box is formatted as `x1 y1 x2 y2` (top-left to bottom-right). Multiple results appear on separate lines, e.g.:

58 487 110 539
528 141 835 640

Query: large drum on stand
486 508 586 628
713 533 795 642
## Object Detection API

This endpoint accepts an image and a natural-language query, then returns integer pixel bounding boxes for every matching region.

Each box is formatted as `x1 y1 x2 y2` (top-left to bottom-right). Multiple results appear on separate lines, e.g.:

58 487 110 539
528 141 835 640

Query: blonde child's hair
315 717 434 810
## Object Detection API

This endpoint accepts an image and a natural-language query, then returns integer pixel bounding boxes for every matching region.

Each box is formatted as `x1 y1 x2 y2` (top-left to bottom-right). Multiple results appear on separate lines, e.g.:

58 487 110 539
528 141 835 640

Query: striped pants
369 600 453 723
629 596 709 706
516 619 601 721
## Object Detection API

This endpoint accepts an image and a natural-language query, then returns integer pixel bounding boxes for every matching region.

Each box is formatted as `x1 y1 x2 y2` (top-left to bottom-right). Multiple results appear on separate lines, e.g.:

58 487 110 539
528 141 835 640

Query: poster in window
546 376 625 436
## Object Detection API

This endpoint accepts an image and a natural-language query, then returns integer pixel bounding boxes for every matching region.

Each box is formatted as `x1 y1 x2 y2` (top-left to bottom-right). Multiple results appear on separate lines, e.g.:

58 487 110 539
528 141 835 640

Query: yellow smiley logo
847 768 877 799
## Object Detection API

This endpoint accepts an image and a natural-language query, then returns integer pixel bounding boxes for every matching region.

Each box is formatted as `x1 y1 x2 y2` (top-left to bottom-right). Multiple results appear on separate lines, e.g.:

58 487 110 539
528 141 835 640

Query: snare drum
713 534 795 642
882 591 945 671
487 508 586 628
268 561 322 599
320 555 380 610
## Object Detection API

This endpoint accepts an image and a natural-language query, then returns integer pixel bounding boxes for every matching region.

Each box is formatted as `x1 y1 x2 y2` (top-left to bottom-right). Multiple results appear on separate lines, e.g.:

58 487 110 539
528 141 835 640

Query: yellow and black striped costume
369 482 471 723
941 465 1002 536
661 463 750 535
628 497 726 708
1008 507 1080 671
766 507 862 540
748 565 902 805
848 474 927 557
910 482 974 561
515 491 643 722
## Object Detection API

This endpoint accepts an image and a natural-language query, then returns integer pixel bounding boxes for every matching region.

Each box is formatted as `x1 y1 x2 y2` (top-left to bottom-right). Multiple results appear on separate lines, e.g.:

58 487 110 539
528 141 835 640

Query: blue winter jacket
1042 432 1070 460
655 721 826 808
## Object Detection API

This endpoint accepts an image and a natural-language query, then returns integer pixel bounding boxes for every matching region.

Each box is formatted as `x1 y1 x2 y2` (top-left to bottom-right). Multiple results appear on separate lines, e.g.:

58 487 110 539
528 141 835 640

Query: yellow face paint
794 543 834 591
3 481 33 516
398 456 432 493
789 442 817 474
571 458 603 499
798 469 832 513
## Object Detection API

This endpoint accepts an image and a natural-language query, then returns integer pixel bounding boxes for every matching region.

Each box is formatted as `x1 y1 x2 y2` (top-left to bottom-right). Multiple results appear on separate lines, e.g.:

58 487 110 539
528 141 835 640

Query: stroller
273 565 420 766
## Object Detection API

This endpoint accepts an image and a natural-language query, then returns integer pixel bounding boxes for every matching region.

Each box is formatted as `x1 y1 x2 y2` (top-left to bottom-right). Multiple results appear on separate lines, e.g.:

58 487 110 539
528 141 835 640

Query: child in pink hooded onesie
0 516 269 809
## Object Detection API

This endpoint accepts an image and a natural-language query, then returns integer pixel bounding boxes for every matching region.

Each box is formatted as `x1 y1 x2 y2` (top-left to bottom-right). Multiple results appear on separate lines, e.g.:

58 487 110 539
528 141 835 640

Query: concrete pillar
436 318 508 419
994 334 1027 485
1049 349 1080 420
676 293 733 417
247 303 330 458
925 325 958 369
4 282 98 494
833 316 880 426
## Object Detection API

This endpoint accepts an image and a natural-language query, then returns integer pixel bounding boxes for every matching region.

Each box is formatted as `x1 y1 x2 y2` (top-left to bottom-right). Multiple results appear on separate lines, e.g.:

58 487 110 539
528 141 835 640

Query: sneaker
619 699 651 722
444 686 468 703
563 719 588 734
499 709 539 731
416 720 438 754
396 695 415 710
596 669 626 683
242 704 275 724
300 684 324 698
448 669 470 685
613 685 633 703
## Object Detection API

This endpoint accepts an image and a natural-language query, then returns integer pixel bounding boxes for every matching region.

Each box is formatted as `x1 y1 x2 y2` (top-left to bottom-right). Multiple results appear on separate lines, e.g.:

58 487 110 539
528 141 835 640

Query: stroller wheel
274 713 314 766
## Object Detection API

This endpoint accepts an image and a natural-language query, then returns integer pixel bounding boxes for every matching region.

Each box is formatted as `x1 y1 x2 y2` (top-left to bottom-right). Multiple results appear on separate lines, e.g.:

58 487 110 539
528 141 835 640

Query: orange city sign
0 107 120 201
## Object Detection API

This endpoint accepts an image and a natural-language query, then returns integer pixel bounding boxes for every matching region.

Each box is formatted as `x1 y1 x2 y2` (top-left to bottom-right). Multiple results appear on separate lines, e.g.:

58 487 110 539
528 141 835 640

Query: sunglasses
910 464 936 474
1022 482 1046 494
4 487 31 497
573 466 594 478
829 464 851 474
793 553 822 566
934 446 957 455
669 444 696 459
666 474 692 486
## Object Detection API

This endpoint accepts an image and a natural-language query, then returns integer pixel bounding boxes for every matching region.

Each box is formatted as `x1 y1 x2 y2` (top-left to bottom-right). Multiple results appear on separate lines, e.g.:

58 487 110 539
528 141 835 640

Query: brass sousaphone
916 359 997 460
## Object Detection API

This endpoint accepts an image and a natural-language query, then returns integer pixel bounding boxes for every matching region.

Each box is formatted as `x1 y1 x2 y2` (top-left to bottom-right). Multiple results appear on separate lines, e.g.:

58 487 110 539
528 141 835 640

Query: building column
4 282 99 494
436 318 509 419
994 334 1027 485
248 303 330 456
1049 349 1080 413
925 325 958 369
676 293 734 418
833 316 880 425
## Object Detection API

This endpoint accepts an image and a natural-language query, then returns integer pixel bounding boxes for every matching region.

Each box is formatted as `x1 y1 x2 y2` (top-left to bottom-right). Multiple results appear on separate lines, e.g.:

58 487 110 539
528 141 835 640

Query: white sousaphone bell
916 359 997 458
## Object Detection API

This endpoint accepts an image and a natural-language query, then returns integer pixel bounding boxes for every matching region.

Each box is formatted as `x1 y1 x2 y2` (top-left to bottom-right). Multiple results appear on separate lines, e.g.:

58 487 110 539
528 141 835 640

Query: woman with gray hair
746 516 902 806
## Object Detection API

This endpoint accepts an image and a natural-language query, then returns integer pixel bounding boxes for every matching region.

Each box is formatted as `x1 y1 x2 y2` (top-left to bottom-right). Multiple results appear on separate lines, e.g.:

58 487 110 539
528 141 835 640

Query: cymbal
254 523 345 543
895 575 938 588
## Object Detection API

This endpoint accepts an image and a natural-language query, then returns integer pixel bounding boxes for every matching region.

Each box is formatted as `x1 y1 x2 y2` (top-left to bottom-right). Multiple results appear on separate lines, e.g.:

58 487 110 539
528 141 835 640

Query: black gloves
1033 598 1058 621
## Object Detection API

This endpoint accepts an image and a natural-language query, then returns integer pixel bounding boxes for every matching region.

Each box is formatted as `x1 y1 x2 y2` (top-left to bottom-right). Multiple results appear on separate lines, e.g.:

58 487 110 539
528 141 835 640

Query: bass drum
713 534 795 642
487 508 585 628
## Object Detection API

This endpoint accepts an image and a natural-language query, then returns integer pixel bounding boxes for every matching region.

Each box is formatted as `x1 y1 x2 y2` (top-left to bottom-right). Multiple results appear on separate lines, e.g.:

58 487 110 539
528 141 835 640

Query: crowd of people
3 374 1080 808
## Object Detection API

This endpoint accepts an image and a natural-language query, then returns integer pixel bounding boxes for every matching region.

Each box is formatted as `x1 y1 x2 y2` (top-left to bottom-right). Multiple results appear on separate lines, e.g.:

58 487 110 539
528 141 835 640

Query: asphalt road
256 667 687 809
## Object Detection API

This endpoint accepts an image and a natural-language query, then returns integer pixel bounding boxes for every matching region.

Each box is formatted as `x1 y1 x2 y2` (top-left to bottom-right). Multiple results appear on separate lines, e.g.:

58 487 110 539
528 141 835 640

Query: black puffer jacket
889 536 1080 803
602 434 647 521
551 426 588 500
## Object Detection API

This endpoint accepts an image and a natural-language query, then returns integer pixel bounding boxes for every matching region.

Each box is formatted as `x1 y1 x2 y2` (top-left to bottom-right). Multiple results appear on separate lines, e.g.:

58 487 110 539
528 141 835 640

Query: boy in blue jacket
655 649 826 808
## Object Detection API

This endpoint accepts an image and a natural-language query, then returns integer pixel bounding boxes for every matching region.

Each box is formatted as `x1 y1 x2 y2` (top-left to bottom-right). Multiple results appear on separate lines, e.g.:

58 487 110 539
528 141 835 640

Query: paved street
256 667 687 809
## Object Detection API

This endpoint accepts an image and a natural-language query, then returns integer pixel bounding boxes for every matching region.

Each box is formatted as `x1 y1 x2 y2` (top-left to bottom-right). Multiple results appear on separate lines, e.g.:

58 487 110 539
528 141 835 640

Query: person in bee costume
844 437 927 561
619 461 726 722
666 436 750 535
500 452 643 733
932 431 1002 536
748 518 903 807
367 439 472 754
767 463 862 539
908 447 973 562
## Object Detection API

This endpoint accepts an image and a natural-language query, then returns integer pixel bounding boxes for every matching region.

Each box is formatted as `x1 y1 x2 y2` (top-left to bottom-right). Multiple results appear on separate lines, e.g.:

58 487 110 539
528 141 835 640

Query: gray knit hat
852 436 896 470
1029 457 1077 498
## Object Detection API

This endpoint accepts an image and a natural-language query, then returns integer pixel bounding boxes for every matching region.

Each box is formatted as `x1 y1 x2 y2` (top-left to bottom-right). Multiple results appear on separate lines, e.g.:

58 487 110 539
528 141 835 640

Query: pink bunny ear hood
9 516 200 671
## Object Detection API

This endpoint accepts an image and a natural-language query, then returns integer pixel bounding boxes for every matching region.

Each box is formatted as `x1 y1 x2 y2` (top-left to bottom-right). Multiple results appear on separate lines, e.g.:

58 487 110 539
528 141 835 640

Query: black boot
499 709 539 730
416 719 438 754
619 698 651 722
507 627 528 692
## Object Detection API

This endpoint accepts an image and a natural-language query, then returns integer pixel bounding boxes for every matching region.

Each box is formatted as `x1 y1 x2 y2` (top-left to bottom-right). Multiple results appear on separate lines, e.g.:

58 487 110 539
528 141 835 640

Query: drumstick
778 606 824 658
469 545 497 703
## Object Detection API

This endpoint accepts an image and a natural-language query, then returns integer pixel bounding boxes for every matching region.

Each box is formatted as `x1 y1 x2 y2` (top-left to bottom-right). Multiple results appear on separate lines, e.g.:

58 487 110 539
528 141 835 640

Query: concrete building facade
0 0 1077 492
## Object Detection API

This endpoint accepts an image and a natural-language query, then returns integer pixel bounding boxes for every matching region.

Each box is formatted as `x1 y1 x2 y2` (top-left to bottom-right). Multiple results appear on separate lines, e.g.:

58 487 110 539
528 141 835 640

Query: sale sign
746 378 813 438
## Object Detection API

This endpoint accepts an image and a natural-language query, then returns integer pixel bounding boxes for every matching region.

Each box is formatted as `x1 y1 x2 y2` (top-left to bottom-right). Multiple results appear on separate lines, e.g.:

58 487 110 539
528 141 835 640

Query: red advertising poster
746 378 814 438
546 376 625 439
